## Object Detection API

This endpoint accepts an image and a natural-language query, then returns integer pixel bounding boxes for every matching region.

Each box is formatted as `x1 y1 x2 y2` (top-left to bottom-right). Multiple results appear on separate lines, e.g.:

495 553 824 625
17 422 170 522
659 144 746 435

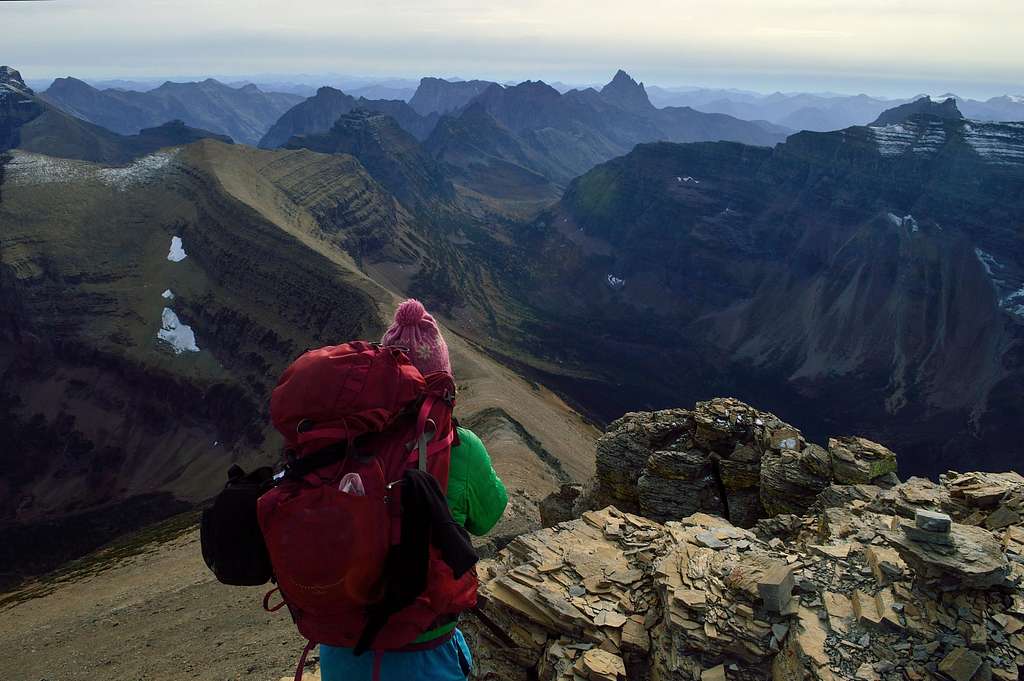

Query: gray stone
829 436 898 484
915 508 952 533
539 483 584 528
695 531 728 549
758 563 795 613
900 521 954 546
938 647 983 681
884 522 1011 589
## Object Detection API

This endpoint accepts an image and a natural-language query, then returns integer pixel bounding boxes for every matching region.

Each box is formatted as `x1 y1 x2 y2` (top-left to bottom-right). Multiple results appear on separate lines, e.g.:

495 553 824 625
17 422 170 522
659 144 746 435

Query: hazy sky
4 0 1023 97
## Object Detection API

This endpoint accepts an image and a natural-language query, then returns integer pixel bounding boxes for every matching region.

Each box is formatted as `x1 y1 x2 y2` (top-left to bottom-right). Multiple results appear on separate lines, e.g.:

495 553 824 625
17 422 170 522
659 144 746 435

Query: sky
3 0 1023 98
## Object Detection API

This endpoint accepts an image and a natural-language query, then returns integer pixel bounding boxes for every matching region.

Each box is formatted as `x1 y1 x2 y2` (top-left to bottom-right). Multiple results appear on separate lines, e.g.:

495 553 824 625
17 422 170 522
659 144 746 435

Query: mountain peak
409 77 494 116
0 65 33 96
45 76 96 94
600 69 651 111
611 68 635 83
870 95 963 126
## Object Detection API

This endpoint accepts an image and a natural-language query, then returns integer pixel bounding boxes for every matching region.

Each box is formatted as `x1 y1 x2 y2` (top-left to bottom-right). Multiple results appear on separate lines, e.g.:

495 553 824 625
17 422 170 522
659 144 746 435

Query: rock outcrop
472 399 1024 681
869 96 963 126
594 398 898 527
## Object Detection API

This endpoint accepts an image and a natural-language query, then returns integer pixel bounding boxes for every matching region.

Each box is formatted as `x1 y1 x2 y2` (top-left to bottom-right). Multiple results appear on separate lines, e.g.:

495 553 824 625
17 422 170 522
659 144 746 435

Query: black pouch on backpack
200 464 276 586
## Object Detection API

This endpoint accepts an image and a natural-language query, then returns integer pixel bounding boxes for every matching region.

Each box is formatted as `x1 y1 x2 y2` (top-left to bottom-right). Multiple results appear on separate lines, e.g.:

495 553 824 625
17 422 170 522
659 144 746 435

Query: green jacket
413 425 507 643
446 427 508 535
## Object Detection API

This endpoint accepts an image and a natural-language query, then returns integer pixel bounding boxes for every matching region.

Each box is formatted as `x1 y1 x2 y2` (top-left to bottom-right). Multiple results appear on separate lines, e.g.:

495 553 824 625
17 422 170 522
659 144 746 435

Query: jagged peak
600 68 652 110
871 96 963 126
315 85 346 96
0 65 33 96
608 69 639 86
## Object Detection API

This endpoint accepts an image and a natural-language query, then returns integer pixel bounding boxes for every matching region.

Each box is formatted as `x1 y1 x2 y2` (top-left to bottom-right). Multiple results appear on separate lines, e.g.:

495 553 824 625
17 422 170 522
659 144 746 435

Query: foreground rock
593 398 898 528
476 399 1024 681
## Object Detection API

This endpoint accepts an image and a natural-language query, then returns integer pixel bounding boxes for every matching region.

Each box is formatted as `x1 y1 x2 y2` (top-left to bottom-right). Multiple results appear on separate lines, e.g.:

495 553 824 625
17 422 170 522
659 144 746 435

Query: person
318 298 509 681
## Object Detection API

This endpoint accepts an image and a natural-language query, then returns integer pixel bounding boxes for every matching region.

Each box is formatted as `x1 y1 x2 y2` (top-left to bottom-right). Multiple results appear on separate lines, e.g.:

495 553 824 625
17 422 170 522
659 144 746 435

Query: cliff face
469 398 1024 681
408 77 495 116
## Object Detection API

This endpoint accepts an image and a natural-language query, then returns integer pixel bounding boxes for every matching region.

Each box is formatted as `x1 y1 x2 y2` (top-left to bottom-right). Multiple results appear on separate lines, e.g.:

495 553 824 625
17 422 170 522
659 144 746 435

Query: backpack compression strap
282 442 348 480
408 395 454 471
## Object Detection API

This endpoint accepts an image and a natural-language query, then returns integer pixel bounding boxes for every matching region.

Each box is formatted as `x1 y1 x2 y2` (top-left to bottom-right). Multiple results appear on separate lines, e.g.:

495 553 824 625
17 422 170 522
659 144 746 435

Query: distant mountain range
264 70 787 214
1 67 231 163
258 86 439 148
647 86 1024 132
38 77 302 145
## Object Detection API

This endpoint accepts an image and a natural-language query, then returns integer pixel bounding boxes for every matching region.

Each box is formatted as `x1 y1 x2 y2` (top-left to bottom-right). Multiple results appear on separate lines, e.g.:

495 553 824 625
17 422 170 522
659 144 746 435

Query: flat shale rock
884 521 1011 588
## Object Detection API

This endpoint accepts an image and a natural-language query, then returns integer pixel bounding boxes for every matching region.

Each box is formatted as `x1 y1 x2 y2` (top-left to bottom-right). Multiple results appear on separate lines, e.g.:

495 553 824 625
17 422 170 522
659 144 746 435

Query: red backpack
258 342 478 678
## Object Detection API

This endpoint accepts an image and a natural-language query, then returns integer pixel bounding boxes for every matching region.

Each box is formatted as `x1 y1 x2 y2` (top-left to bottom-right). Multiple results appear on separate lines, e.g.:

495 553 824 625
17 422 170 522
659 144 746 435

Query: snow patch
974 248 1001 280
4 150 179 187
871 120 947 157
962 122 1024 166
910 120 946 155
887 213 919 232
1003 286 1024 319
157 308 199 354
972 248 1024 319
5 154 91 185
167 236 187 262
95 150 178 190
607 274 625 290
870 123 915 157
161 289 175 300
675 176 699 184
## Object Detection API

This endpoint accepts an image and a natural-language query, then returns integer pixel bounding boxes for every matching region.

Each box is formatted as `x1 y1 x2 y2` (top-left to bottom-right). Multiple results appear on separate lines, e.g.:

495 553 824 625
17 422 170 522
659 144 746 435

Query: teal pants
319 629 473 681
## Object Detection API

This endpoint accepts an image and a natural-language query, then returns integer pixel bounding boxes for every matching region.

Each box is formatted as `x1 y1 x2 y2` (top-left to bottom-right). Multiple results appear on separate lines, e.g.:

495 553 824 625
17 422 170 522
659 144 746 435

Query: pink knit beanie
380 299 452 377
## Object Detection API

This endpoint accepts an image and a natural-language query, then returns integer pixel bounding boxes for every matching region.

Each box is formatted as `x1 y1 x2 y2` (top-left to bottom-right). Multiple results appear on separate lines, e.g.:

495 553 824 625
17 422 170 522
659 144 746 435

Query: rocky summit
593 399 898 528
457 398 1024 681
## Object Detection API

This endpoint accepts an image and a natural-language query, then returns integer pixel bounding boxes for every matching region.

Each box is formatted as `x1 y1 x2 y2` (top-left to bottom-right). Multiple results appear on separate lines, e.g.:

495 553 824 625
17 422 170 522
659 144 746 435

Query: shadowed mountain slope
258 86 439 148
501 108 1024 478
284 109 454 209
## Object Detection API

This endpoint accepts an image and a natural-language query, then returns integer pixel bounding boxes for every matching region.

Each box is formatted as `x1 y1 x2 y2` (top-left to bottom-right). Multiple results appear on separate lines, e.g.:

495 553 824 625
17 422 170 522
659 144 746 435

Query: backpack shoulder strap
409 394 455 471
